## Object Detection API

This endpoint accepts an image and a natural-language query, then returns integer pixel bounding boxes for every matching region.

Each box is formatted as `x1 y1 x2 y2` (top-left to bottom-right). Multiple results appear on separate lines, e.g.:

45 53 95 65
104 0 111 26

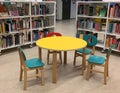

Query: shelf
32 27 43 31
108 18 120 21
111 48 120 52
41 1 56 3
43 25 55 29
77 1 108 4
0 29 30 36
77 15 107 19
78 28 105 34
106 33 120 37
96 43 104 48
1 42 31 50
106 47 120 52
33 41 36 43
0 16 30 19
32 25 54 31
31 14 55 17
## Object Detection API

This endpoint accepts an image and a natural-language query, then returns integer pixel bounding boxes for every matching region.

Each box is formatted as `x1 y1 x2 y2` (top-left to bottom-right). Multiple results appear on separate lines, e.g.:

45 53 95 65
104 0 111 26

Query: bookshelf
0 1 56 54
76 1 120 52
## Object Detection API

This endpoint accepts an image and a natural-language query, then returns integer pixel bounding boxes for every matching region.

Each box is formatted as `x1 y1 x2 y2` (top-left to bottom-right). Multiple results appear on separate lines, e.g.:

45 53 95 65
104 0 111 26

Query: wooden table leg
81 48 85 75
64 51 67 64
38 47 42 60
52 52 57 83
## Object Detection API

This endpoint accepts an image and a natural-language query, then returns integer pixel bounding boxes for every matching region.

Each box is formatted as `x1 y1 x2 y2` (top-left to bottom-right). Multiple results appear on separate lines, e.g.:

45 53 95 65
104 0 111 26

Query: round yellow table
36 36 87 83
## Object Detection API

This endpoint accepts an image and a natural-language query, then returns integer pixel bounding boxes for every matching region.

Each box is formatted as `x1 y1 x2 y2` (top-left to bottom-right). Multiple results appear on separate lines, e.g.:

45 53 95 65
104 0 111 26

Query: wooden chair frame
73 46 96 68
46 32 62 64
86 48 111 84
47 50 62 64
18 48 44 90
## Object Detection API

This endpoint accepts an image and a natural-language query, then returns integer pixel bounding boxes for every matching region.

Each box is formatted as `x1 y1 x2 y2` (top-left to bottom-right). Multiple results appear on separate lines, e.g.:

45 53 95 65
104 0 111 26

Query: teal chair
18 47 45 90
73 34 98 72
86 48 112 85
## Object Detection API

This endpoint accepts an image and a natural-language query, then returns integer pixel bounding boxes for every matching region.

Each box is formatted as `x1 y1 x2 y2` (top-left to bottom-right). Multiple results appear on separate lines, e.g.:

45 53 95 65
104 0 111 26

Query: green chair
18 47 45 90
73 34 98 71
86 48 112 85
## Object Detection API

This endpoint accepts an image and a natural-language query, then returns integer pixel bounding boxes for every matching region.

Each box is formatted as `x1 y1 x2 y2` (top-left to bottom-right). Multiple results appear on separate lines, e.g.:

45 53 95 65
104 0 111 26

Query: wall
70 0 76 18
56 0 62 20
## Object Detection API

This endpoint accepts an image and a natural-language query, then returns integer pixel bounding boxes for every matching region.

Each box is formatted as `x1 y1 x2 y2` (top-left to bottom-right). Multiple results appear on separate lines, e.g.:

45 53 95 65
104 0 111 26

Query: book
79 33 84 39
88 6 94 16
99 7 107 17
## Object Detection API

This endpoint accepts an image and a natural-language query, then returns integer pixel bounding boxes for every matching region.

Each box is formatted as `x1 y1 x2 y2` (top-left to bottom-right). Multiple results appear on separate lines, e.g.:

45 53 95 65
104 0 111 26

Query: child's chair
86 48 112 84
46 32 62 64
73 34 98 70
18 47 45 90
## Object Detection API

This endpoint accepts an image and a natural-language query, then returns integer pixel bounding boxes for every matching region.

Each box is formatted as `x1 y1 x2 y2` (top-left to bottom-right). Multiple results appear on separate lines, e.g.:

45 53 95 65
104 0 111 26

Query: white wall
70 0 76 18
56 0 62 20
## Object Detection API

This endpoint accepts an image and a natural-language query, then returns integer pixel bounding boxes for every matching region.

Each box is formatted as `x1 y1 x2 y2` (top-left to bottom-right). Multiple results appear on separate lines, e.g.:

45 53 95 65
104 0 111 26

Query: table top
36 36 87 51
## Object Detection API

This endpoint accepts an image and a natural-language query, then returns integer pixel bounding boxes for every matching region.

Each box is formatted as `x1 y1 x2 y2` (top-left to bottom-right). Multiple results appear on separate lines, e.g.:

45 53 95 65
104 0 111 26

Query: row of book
0 32 29 48
76 31 97 39
0 19 30 34
32 29 49 41
31 4 50 15
0 29 51 48
109 3 120 18
108 22 120 34
32 17 50 28
77 4 107 17
106 36 120 50
76 31 120 50
77 19 105 31
0 3 29 16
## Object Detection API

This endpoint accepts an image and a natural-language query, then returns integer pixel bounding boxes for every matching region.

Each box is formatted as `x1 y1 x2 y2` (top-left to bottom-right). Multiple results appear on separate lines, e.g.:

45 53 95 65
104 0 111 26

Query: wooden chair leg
83 55 86 70
59 52 62 64
40 67 45 85
20 67 23 81
81 56 85 75
73 51 76 66
90 64 93 73
24 70 27 90
36 69 39 78
107 63 109 77
104 64 107 85
47 51 50 65
86 63 91 80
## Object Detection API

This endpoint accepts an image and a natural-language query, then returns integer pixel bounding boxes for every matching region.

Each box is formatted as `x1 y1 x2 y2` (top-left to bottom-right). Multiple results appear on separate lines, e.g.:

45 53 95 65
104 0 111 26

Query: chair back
106 48 112 62
46 32 62 37
83 34 97 54
83 34 97 47
18 47 26 68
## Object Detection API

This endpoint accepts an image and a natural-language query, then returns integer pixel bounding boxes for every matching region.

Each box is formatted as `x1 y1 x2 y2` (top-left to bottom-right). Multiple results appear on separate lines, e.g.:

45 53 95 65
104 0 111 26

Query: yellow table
36 36 87 83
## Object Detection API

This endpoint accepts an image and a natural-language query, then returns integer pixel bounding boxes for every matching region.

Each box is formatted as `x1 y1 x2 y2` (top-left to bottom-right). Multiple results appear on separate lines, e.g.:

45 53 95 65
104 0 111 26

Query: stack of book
77 4 107 17
32 4 49 15
109 3 120 18
32 29 50 41
106 35 120 50
108 22 120 34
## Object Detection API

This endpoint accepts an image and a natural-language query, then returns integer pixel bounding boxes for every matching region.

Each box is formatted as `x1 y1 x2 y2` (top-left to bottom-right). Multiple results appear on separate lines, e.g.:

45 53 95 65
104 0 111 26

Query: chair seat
87 55 106 64
77 48 92 54
25 58 45 68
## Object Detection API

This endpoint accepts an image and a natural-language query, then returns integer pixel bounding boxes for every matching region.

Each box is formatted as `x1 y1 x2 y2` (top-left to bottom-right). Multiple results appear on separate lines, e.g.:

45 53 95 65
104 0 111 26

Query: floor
0 19 120 93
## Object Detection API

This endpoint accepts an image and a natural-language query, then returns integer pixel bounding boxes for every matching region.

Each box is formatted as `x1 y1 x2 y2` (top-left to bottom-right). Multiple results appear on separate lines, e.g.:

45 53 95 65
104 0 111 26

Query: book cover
99 7 107 17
